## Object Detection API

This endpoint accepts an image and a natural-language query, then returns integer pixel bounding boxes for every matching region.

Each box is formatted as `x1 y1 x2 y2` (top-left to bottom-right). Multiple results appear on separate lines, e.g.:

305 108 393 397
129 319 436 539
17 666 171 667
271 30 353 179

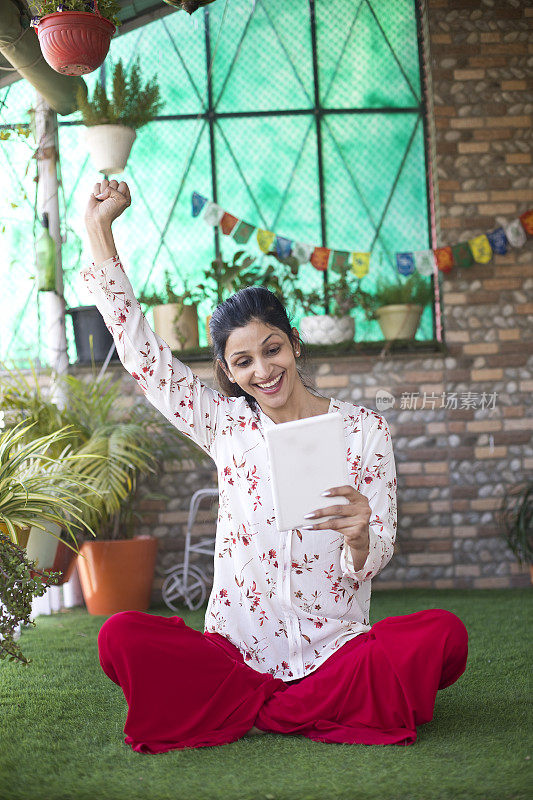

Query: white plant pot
84 124 137 175
299 314 355 345
375 304 423 340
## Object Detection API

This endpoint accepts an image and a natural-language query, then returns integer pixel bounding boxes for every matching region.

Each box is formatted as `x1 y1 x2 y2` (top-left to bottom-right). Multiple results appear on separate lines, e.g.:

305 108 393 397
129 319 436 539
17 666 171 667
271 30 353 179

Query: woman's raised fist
85 178 131 231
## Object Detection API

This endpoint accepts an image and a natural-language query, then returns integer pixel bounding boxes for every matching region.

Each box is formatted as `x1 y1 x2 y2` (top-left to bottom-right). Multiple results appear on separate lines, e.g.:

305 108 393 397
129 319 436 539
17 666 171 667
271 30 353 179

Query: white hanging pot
299 314 355 345
84 124 136 175
375 304 423 340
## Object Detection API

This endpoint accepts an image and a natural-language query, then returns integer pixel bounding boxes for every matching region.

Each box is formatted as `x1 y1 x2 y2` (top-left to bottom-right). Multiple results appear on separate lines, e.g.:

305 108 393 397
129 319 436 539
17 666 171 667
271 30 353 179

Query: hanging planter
32 1 118 77
76 57 163 174
84 124 136 174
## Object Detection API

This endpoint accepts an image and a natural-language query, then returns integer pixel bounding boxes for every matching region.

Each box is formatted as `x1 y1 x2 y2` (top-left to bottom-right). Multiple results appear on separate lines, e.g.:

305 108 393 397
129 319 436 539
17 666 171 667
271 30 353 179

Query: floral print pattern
81 257 397 681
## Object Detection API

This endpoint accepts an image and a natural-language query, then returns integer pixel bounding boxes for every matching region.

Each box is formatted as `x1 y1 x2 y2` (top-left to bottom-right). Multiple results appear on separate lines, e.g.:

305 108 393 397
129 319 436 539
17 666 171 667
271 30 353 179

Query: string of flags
191 191 533 278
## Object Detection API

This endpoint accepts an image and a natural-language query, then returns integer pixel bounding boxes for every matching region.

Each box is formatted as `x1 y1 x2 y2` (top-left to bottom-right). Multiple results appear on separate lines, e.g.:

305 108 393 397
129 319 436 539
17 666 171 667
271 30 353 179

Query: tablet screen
265 412 350 531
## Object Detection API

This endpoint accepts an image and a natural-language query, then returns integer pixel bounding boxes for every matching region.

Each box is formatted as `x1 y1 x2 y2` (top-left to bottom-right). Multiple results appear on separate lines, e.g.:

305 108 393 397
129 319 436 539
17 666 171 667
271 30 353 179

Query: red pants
97 608 468 754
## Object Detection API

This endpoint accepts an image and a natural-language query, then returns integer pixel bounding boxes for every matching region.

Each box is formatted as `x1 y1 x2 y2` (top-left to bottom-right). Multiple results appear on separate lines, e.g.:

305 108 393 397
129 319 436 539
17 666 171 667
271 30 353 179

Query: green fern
76 56 163 129
33 0 122 27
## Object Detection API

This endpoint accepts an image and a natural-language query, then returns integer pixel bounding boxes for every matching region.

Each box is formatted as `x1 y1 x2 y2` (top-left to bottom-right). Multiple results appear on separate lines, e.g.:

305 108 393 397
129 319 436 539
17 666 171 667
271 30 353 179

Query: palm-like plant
0 361 206 540
0 421 105 664
0 420 102 545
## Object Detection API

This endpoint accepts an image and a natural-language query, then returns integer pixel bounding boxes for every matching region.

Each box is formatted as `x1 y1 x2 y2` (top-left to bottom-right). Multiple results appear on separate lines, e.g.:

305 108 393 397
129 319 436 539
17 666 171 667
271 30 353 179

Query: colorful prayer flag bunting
232 220 255 244
292 242 314 264
310 247 331 271
350 252 370 278
275 236 293 259
192 191 530 280
203 202 224 226
487 228 508 256
414 250 436 276
435 246 454 273
191 191 207 217
220 212 238 235
257 229 275 253
396 252 415 275
519 209 533 236
451 242 474 268
504 218 527 248
468 234 492 264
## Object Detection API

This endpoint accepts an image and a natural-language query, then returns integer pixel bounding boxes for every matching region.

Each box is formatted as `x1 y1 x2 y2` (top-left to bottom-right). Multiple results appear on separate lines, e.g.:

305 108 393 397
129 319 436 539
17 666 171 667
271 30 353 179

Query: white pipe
34 93 68 411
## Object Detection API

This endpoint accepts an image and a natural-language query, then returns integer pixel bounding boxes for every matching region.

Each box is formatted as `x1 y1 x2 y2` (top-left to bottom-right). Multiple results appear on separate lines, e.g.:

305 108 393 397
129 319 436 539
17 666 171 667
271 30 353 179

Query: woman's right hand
85 178 131 232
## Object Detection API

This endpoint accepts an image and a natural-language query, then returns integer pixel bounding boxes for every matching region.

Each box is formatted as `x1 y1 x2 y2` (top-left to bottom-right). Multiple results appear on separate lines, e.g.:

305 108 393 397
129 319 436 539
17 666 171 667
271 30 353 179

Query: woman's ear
217 358 234 383
291 327 301 354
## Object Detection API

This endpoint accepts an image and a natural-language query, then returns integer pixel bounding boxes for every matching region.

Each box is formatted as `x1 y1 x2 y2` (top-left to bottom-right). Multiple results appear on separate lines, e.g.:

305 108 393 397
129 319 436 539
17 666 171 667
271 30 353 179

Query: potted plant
0 361 206 615
0 420 104 664
498 481 532 583
288 265 372 346
75 56 163 174
31 0 120 76
367 272 434 341
138 270 201 352
197 251 255 344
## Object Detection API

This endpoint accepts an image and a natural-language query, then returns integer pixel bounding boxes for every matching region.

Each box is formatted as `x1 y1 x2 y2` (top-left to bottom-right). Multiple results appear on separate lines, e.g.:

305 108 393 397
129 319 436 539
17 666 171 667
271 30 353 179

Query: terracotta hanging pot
34 4 116 77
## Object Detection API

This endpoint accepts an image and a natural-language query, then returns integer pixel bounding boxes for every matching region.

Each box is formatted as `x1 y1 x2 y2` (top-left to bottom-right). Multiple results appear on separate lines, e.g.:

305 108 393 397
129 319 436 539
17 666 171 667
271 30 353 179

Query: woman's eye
236 346 280 368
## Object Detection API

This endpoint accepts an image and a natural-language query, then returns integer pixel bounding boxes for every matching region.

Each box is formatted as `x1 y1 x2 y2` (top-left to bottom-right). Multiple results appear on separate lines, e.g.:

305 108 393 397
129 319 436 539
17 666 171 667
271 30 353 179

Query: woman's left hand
301 485 371 568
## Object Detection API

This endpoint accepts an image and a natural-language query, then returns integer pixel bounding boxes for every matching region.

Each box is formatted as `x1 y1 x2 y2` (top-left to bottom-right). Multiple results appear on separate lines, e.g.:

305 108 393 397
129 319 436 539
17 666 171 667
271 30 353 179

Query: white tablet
264 412 350 532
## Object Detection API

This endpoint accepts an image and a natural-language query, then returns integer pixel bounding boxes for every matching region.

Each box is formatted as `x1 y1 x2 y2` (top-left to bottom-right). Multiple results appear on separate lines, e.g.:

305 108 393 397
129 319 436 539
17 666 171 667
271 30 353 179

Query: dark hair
209 286 319 410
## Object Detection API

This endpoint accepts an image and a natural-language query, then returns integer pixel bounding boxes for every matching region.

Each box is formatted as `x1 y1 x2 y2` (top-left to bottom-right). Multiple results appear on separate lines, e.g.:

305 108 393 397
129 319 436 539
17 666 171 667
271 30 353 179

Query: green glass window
0 0 434 366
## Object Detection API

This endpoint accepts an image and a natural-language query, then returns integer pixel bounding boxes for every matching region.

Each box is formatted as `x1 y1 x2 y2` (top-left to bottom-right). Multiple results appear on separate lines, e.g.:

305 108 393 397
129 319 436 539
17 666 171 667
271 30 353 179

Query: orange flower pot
35 10 116 76
77 536 158 615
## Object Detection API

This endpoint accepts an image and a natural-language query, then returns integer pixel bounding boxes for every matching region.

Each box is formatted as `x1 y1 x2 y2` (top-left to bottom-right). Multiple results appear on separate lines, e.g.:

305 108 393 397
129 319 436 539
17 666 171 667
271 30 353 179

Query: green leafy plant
0 420 103 545
0 419 107 665
75 57 163 128
0 534 61 665
30 0 122 27
138 270 202 349
370 272 434 312
498 482 533 566
0 361 206 541
197 251 261 308
137 269 199 308
283 267 374 320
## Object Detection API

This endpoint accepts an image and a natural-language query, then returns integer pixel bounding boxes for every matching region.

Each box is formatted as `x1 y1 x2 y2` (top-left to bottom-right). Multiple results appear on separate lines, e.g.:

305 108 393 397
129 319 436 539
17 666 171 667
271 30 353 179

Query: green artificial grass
0 589 530 800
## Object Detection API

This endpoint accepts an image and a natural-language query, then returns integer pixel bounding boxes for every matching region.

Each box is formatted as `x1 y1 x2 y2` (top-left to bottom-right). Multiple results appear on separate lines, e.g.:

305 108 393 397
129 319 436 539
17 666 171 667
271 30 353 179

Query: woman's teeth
256 373 283 391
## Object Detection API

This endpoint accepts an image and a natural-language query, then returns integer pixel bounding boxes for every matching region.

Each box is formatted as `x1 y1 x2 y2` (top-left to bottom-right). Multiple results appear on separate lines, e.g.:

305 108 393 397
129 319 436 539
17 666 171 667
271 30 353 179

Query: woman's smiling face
221 319 300 409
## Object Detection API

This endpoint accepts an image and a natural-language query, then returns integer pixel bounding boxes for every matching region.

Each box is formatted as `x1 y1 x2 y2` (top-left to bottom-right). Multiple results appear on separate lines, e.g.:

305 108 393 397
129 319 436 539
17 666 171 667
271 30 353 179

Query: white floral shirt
81 256 398 681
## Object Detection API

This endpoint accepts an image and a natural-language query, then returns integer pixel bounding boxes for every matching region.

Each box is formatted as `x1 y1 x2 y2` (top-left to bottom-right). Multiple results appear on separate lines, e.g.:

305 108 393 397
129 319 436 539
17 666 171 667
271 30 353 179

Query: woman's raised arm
82 179 227 459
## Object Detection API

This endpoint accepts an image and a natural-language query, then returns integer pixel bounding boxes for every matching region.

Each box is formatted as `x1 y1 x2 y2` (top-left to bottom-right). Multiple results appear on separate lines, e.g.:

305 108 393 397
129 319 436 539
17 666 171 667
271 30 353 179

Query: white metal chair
161 488 218 611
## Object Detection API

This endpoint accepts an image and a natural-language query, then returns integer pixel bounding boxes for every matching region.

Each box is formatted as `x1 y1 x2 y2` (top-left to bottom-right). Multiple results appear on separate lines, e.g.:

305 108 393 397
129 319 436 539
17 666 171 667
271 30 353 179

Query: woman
84 179 468 755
